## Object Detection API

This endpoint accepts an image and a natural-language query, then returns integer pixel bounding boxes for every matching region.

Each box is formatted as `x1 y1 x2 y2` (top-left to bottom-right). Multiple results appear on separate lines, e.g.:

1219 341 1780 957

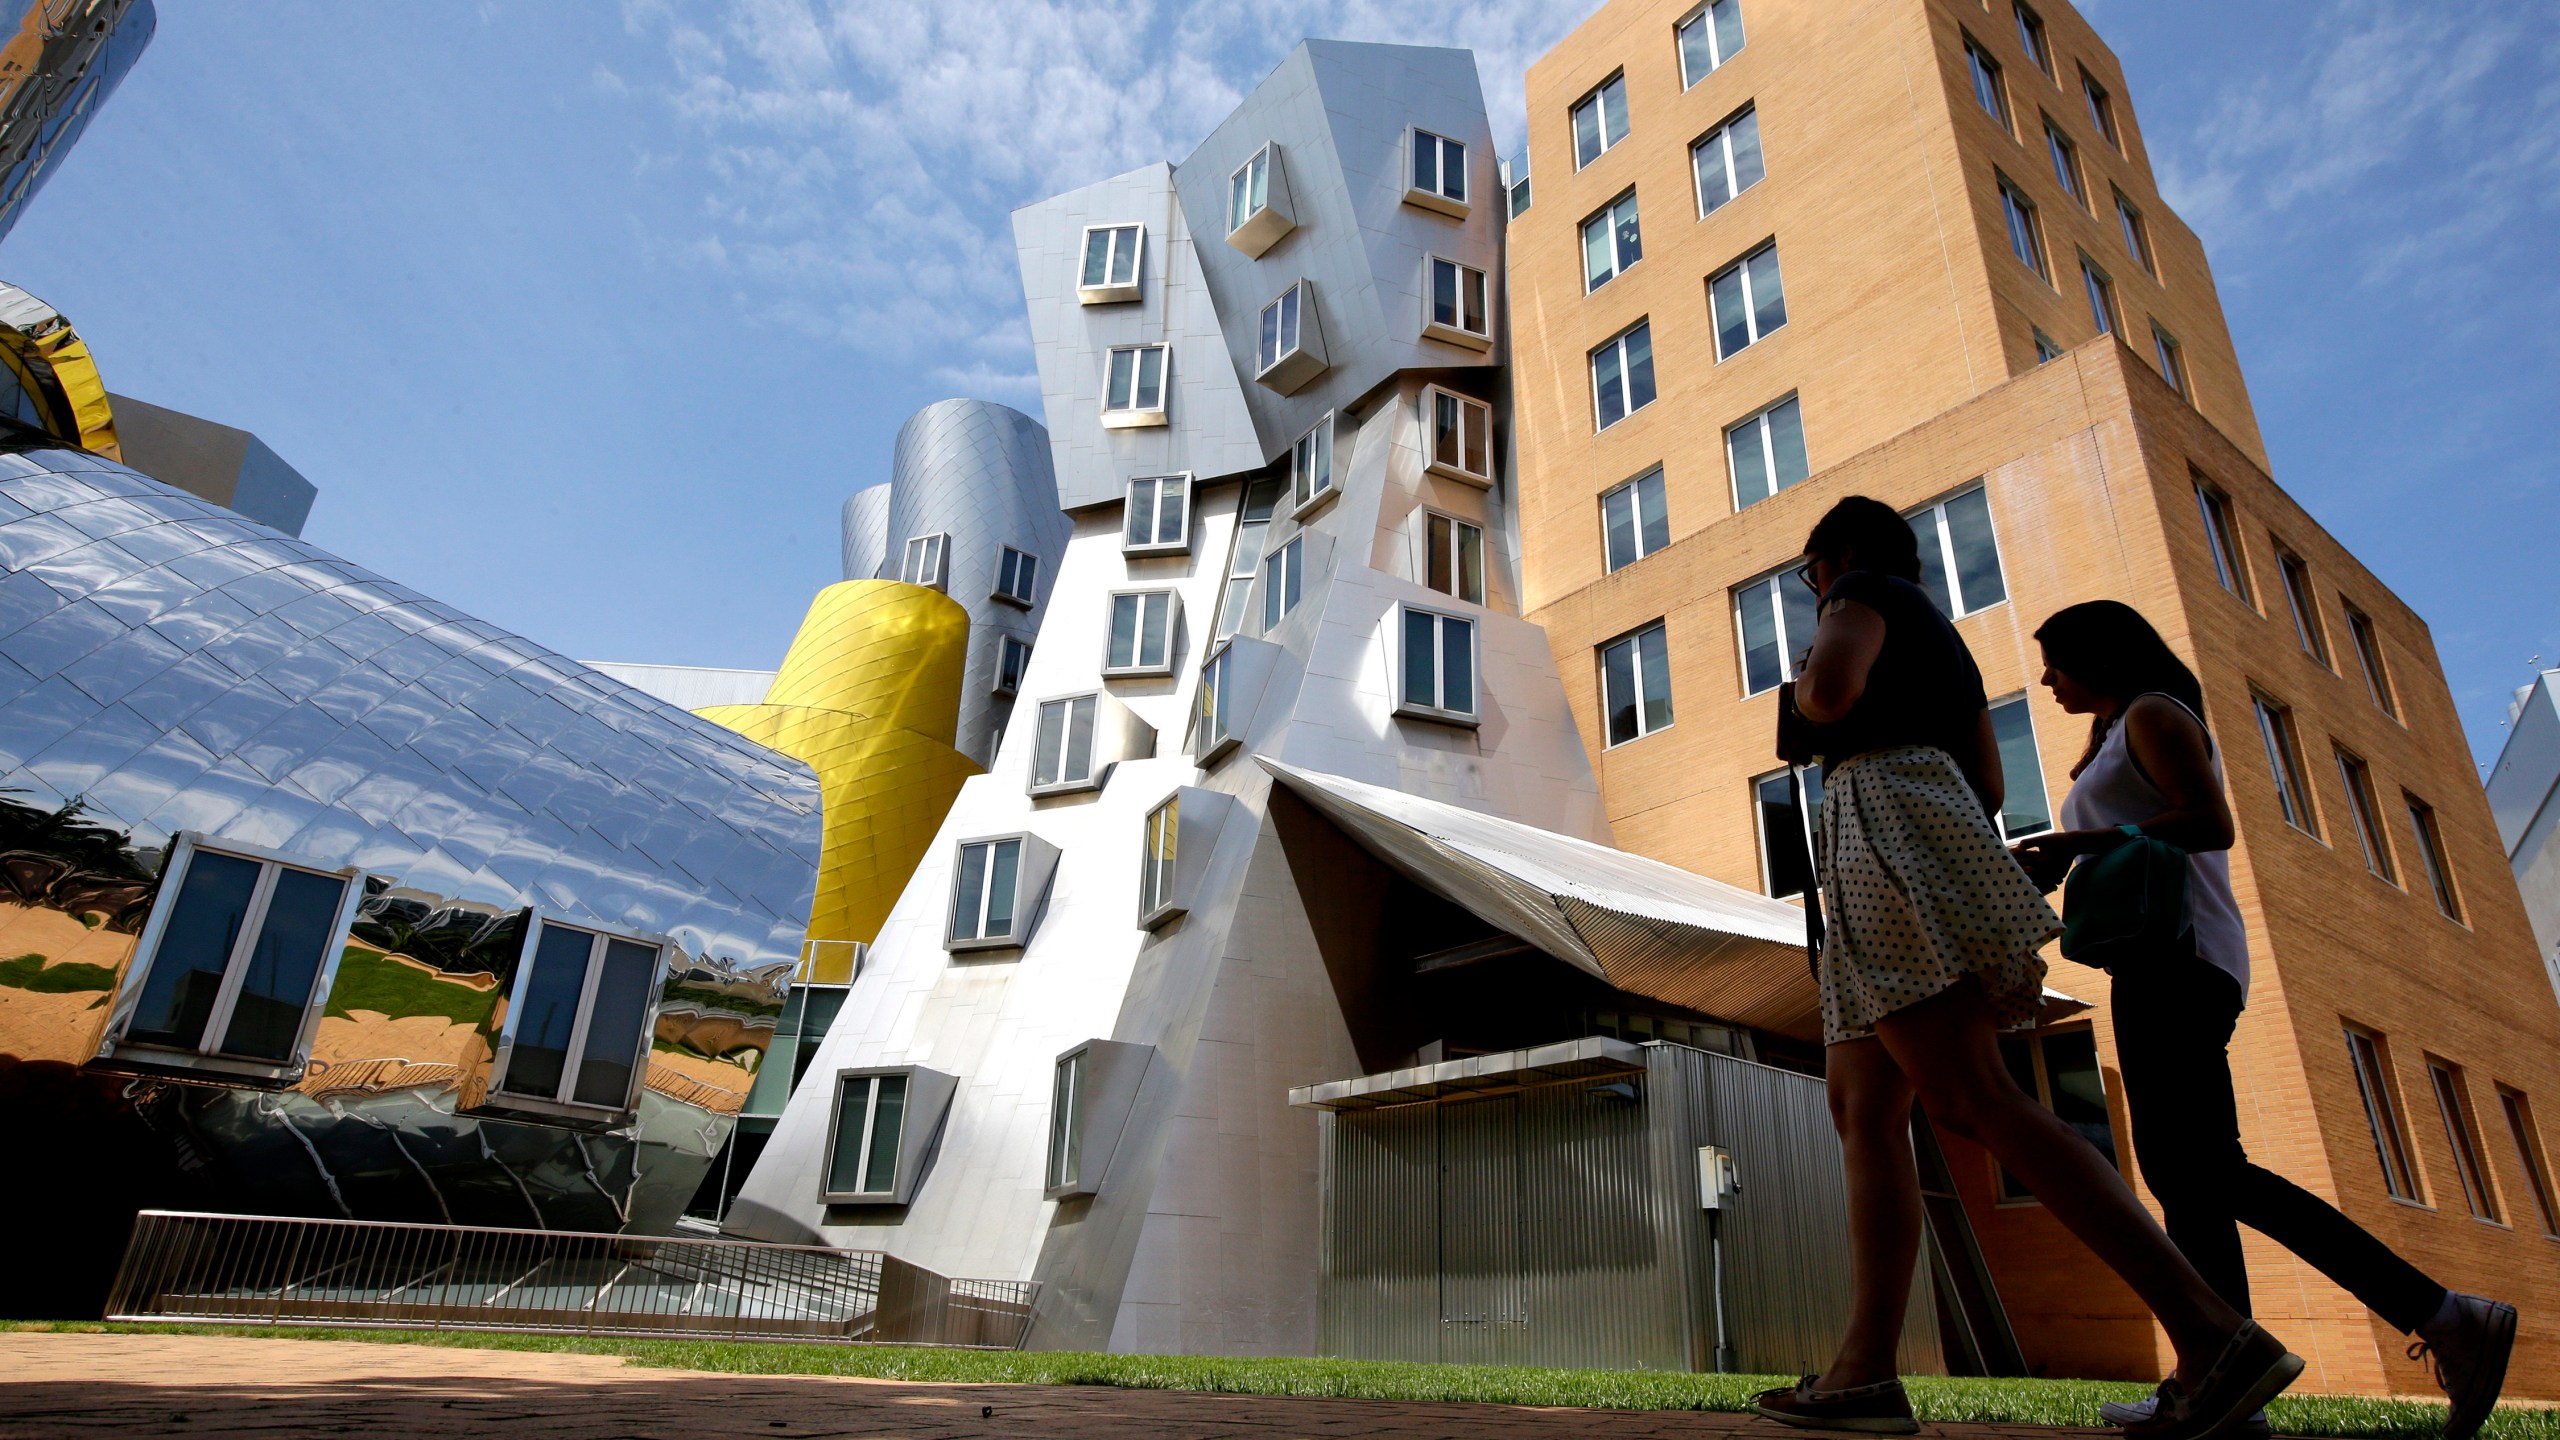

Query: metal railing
105 1211 1036 1349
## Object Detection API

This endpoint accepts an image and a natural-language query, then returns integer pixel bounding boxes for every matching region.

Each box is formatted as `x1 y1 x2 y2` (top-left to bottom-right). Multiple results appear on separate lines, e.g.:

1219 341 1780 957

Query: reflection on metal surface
0 0 153 244
0 439 822 1297
696 580 978 981
0 281 116 456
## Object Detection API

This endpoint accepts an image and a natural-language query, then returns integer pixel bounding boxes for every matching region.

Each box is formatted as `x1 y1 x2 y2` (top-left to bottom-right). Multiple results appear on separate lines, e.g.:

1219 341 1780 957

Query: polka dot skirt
1816 745 2060 1046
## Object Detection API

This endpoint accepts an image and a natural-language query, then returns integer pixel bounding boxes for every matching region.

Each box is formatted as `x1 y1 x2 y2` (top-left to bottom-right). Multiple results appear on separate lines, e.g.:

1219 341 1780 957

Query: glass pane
1442 617 1474 714
1913 508 1955 617
1126 482 1155 546
1158 480 1186 543
1767 398 1809 491
1463 268 1487 333
1312 422 1331 491
1261 554 1285 629
1990 698 2051 837
1284 540 1302 612
1250 151 1267 212
1603 638 1637 745
1748 247 1787 336
500 926 594 1098
1756 770 1814 899
1402 607 1437 706
1427 514 1452 594
1051 1055 1082 1187
1220 576 1255 639
128 851 258 1052
1614 196 1642 269
826 1076 874 1194
1242 477 1282 523
1279 285 1299 354
1081 230 1110 288
1106 348 1134 409
2084 265 2113 334
571 938 658 1107
1945 487 2006 612
1712 267 1748 356
1738 584 1781 694
1602 76 1628 144
1678 14 1714 85
1779 574 1820 677
1109 227 1138 286
952 844 990 939
1729 417 1772 508
1458 523 1484 604
1136 346 1164 408
1434 392 1460 467
217 866 348 1061
1414 129 1439 191
1229 168 1249 231
1066 695 1096 781
1624 323 1656 410
1639 624 1674 734
1583 213 1613 290
1432 259 1457 326
1593 344 1625 428
1638 470 1670 553
1713 0 1745 63
2041 1031 2117 1165
1034 701 1066 786
1463 400 1489 476
984 840 1020 937
1442 138 1465 201
1139 593 1168 667
864 1073 907 1193
1729 109 1764 190
1603 485 1637 571
1697 133 1733 213
1109 595 1139 669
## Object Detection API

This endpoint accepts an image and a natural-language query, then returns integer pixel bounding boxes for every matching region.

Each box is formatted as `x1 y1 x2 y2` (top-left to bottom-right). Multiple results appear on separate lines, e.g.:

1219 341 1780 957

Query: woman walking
1753 498 2300 1440
2010 601 2515 1440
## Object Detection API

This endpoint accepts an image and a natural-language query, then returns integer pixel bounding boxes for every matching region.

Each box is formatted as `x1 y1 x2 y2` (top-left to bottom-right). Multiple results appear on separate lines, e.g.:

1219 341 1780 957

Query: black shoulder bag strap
1791 765 1825 981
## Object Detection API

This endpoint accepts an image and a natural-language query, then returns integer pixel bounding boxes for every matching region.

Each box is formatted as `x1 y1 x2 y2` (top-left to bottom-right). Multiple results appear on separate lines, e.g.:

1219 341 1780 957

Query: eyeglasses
1795 561 1823 593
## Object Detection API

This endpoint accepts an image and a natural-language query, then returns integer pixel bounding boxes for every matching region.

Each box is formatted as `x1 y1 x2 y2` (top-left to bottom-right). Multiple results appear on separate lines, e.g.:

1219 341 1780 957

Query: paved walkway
0 1332 2110 1439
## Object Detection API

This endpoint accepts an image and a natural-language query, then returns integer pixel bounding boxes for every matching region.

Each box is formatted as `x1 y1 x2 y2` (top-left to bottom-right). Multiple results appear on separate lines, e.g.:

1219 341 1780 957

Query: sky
2 0 2553 765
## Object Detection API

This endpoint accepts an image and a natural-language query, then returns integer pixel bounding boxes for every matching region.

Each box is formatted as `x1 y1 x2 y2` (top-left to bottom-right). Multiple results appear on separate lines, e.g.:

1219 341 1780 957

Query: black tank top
1810 571 1988 767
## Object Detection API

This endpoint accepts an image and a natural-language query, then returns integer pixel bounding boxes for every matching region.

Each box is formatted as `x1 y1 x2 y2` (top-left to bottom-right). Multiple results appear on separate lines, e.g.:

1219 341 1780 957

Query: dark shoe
1755 1375 1922 1434
2412 1293 2517 1440
2122 1321 2304 1440
2100 1390 2269 1439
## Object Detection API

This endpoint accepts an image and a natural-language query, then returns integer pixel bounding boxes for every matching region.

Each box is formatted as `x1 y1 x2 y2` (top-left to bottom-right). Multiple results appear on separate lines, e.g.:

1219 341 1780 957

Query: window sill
1603 722 1673 751
945 933 1026 956
1101 663 1175 681
465 1090 636 1130
1028 776 1101 799
1403 188 1469 221
1194 731 1242 767
1228 208 1294 258
1394 702 1481 730
1078 282 1141 306
1121 540 1190 560
89 1042 304 1090
1421 320 1492 353
1594 401 1657 435
990 589 1035 610
819 1189 901 1205
1138 900 1186 932
1423 458 1494 490
1102 408 1168 430
1289 483 1339 523
1255 348 1327 395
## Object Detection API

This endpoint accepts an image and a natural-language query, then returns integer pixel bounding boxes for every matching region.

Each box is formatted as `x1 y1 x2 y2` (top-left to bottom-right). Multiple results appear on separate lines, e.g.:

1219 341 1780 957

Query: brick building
1505 0 2560 1397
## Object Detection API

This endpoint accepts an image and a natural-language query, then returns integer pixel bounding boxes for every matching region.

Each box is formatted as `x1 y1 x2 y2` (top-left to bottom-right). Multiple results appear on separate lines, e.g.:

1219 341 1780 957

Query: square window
1140 794 1179 924
900 533 948 589
1423 385 1495 486
2346 605 2398 719
1226 142 1296 257
1602 467 1670 572
1105 590 1178 677
1571 72 1631 169
1124 474 1192 556
2346 1025 2421 1201
1261 534 1304 630
994 545 1039 606
1030 694 1099 793
1909 485 2007 619
1964 33 2010 131
1998 173 2048 280
1258 282 1302 376
1601 620 1674 746
995 635 1032 697
949 836 1025 945
1677 0 1746 88
2014 2 2052 76
2081 66 2120 149
1229 145 1271 233
1396 605 1478 724
2152 323 2187 398
1733 560 1821 697
492 917 665 1115
1581 191 1644 292
1727 395 1808 509
1289 414 1335 514
1709 243 1787 358
2193 477 2252 603
1103 344 1169 426
1255 280 1328 393
2276 547 2330 666
1422 512 1484 605
1752 765 1822 899
1407 128 1468 216
2335 748 2398 884
2045 118 2085 208
1989 694 2051 838
2252 690 2318 836
1693 106 1765 216
1591 320 1659 429
2080 254 2118 336
2116 190 2155 275
1077 224 1143 304
2405 792 2462 922
1425 256 1492 349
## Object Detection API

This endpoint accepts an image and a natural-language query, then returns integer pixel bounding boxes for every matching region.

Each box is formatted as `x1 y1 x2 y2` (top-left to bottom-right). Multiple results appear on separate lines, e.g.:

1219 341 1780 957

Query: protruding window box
1193 637 1282 766
1254 281 1329 395
472 911 677 1129
1102 344 1169 429
1137 787 1237 930
1422 386 1494 488
92 831 366 1087
1405 128 1470 219
821 1065 957 1206
1103 590 1181 679
1045 1040 1153 1200
1123 474 1192 557
1225 143 1296 259
1394 603 1480 728
1287 412 1337 519
944 831 1062 955
1077 223 1145 305
1422 256 1492 352
1028 690 1154 798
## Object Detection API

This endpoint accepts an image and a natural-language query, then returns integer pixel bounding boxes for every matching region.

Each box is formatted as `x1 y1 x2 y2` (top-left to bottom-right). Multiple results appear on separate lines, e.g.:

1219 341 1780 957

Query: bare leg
1815 1035 1923 1390
1875 979 2244 1377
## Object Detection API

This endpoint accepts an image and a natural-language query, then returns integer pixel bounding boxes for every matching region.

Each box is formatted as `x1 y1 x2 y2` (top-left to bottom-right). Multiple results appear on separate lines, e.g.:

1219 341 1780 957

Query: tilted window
1103 344 1169 426
1572 72 1630 169
2193 477 2251 602
492 916 666 1117
1397 604 1478 724
1733 561 1820 698
1031 694 1099 792
1197 643 1241 759
2033 327 2065 363
2081 67 2121 149
2081 254 2119 336
2152 323 2186 398
2276 547 2330 666
1989 694 2052 838
1047 1049 1087 1191
900 533 949 589
1752 766 1822 899
2252 690 2318 835
2346 1025 2421 1201
1995 1029 2119 1200
1255 280 1329 393
1602 467 1669 572
1909 485 2007 619
1582 191 1644 292
1077 223 1143 304
994 636 1032 697
1677 0 1745 88
1407 128 1468 215
1964 33 2010 130
1261 535 1304 630
1601 621 1674 746
1225 142 1296 258
2116 191 2155 275
1105 590 1178 677
1693 106 1764 216
2499 1088 2560 1237
1423 386 1494 486
1727 395 1808 509
1591 321 1658 430
2346 605 2397 718
2428 1059 2499 1221
1218 477 1283 641
1999 174 2048 279
1140 794 1179 924
2405 792 2462 922
949 837 1025 945
1125 474 1192 556
1289 413 1335 514
1421 512 1484 606
1709 243 1787 358
994 545 1039 606
1425 256 1491 349
1229 145 1272 233
2335 748 2397 884
2014 1 2052 76
826 1070 908 1199
2045 119 2085 207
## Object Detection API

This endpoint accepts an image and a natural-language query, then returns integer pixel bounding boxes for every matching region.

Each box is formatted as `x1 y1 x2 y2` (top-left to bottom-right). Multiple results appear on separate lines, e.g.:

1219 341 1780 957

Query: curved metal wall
839 484 891 588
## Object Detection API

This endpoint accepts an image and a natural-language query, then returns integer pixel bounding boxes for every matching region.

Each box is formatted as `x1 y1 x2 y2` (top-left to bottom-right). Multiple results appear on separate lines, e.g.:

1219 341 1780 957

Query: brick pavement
0 1332 2113 1440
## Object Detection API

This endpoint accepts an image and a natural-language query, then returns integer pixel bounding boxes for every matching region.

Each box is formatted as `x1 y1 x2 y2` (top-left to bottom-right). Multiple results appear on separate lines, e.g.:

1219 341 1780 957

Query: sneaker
2412 1293 2517 1440
2100 1389 2269 1438
1754 1375 1922 1434
2122 1321 2304 1440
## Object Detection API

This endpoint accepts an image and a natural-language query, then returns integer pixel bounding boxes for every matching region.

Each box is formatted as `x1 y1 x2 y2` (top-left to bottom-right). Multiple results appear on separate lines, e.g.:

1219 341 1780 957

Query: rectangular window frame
2044 116 2086 208
1590 319 1659 429
1423 255 1492 350
2498 1087 2560 1237
2275 546 2331 667
1406 127 1469 217
1028 693 1101 795
2428 1058 2501 1223
1046 1048 1088 1191
1422 385 1495 487
821 1067 912 1201
2346 604 2398 719
1751 765 1822 900
2152 322 2187 398
2252 690 2319 837
2013 1 2053 77
2080 252 2118 336
1733 559 1820 698
1228 145 1272 235
1602 466 1670 573
2405 792 2463 924
1580 189 1644 292
1989 693 2053 839
993 545 1040 607
1103 588 1180 679
1076 223 1144 305
994 635 1032 697
1261 534 1304 631
1101 344 1169 427
2115 189 2155 275
2193 477 2253 604
1394 603 1480 727
1676 0 1745 89
899 533 949 589
2346 1024 2423 1203
1196 642 1242 763
1256 281 1313 380
1908 483 2009 620
1691 105 1766 218
1600 620 1676 748
2080 65 2120 149
1421 510 1486 606
2335 747 2398 885
1139 795 1179 928
1570 71 1631 170
1288 413 1336 517
947 834 1030 951
486 910 675 1122
1122 474 1193 557
1964 32 2011 132
1708 242 1787 359
1726 393 1809 510
1997 172 2049 281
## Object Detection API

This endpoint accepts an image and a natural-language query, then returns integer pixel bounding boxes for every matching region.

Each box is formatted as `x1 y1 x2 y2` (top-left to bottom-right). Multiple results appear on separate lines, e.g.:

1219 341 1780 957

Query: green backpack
2060 825 2191 970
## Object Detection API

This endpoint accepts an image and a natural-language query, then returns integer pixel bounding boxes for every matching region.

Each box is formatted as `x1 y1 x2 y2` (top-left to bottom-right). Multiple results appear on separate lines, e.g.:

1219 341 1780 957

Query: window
1139 794 1180 925
1998 1029 2118 1201
2115 191 2154 274
1124 474 1191 555
1397 605 1478 723
949 837 1025 945
1219 479 1281 640
2345 605 2398 718
2081 66 2119 148
1602 467 1670 572
2498 1088 2560 1237
494 918 663 1114
1197 644 1241 757
2405 793 2462 922
1910 485 2007 619
1591 321 1658 429
1047 1050 1086 1191
2335 748 2398 883
1998 174 2048 279
1105 590 1177 676
2276 548 2329 665
114 836 359 1073
1505 146 1532 217
900 533 948 589
1422 513 1485 605
2013 1 2052 76
2152 323 2186 398
995 547 1039 607
1677 0 1745 88
1425 256 1491 348
995 636 1032 697
1734 560 1821 696
1257 281 1315 380
1964 34 2010 131
1031 695 1098 792
1407 128 1467 214
1692 107 1766 216
1228 146 1271 234
2252 692 2317 835
1103 344 1168 424
1571 72 1630 169
826 1071 908 1198
2044 119 2085 207
1289 414 1334 512
2428 1060 2499 1221
1424 386 1494 485
1226 142 1294 256
1752 765 1822 899
1261 535 1304 629
1581 191 1643 291
2346 1026 2421 1201
1727 395 1808 509
2080 255 2118 336
1077 224 1143 303
2194 478 2251 602
1601 621 1674 746
2032 327 2064 363
1709 243 1787 358
1989 695 2052 837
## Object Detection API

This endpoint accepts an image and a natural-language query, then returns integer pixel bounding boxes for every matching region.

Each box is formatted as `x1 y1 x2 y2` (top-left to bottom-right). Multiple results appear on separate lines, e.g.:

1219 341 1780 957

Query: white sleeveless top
2056 694 2251 998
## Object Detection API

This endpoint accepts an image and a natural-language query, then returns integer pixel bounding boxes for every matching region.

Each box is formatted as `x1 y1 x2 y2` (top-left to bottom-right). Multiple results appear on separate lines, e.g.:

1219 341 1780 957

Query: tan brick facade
1509 0 2560 1398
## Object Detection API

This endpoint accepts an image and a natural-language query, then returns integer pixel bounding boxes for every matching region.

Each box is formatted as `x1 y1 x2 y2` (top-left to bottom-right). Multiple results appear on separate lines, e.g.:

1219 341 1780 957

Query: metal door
1436 1095 1526 1363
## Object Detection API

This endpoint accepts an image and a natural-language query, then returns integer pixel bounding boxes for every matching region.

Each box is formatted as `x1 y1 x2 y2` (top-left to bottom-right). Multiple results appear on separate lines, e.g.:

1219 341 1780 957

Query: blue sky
2 1 2553 765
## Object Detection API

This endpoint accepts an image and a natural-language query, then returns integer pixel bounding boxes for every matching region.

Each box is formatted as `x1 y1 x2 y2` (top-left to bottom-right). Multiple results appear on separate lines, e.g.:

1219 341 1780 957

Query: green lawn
9 1321 2540 1439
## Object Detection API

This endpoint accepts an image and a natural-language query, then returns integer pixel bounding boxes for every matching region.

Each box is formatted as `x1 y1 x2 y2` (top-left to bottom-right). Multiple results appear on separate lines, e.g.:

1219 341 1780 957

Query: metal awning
1287 1036 1647 1110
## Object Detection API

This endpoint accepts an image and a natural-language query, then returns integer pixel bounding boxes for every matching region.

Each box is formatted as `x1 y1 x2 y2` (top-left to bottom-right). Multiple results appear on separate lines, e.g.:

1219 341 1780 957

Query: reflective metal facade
0 436 822 1309
0 280 114 456
0 0 153 244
